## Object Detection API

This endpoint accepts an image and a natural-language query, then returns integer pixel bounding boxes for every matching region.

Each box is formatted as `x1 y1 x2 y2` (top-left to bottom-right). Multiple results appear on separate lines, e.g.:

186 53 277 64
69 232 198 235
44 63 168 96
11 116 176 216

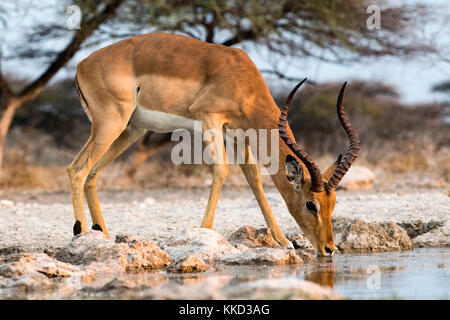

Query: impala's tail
75 74 92 122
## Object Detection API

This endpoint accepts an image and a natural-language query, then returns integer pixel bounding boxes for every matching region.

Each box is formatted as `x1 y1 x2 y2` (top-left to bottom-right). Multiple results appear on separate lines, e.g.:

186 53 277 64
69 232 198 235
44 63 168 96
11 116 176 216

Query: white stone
224 277 342 299
338 166 375 190
0 200 14 208
159 228 239 264
413 220 450 248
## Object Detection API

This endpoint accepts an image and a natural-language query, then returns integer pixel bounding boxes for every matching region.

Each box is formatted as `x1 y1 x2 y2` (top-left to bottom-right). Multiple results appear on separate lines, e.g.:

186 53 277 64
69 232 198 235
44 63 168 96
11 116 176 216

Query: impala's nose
324 246 334 255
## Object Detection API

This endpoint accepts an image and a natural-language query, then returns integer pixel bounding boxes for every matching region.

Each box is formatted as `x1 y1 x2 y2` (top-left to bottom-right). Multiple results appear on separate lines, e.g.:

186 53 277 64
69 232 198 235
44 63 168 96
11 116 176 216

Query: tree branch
0 73 13 100
17 0 124 102
221 29 257 47
260 69 317 84
0 44 13 99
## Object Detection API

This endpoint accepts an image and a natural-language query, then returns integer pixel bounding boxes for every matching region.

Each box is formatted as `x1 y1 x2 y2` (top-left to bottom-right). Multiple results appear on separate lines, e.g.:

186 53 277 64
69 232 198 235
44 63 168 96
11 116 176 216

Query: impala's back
76 32 272 129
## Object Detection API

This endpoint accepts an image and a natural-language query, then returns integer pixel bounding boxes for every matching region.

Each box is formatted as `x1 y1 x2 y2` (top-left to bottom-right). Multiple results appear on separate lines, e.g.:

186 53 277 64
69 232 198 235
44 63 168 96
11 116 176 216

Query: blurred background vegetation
0 0 449 190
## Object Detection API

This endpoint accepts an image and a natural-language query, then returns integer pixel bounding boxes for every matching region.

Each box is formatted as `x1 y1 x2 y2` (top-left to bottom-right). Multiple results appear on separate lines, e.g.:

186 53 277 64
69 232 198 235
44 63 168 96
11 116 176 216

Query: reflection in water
305 269 335 288
1 248 449 299
305 256 336 288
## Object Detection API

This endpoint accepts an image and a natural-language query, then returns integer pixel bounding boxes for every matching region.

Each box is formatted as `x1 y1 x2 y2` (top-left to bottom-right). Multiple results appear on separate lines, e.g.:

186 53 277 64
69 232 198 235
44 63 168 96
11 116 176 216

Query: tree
146 1 435 56
0 0 125 169
0 0 440 171
433 80 450 95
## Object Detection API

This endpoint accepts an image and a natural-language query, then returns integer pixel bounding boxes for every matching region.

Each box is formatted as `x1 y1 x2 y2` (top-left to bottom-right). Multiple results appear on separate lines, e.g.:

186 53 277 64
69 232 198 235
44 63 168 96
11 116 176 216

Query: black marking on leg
92 224 102 231
73 221 81 235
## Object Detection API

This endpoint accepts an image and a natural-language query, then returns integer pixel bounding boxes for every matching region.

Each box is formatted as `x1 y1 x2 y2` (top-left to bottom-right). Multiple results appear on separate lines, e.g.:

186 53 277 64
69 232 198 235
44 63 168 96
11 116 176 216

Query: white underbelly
129 106 201 133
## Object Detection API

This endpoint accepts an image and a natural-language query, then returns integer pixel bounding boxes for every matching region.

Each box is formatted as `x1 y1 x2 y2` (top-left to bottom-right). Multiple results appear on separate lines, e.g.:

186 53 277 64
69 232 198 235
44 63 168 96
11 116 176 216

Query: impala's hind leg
67 105 133 236
84 124 147 236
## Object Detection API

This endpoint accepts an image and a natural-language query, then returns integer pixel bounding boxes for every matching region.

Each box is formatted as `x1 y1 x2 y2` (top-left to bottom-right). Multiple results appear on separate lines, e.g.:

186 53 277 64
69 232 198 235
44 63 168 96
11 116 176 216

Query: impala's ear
322 154 342 181
285 155 303 190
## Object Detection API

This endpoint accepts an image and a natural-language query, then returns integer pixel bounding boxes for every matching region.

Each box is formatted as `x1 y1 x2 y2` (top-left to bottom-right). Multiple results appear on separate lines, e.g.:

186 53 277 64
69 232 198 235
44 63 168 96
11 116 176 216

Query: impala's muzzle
324 246 334 255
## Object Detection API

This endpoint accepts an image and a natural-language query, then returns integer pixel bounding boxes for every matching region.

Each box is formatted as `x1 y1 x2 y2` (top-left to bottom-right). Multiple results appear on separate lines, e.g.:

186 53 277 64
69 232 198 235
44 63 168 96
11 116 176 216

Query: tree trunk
0 99 20 169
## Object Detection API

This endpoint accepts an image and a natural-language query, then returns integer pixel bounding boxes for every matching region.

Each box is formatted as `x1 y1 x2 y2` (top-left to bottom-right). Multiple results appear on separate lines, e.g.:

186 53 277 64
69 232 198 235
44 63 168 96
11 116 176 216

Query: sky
248 0 450 104
1 0 449 104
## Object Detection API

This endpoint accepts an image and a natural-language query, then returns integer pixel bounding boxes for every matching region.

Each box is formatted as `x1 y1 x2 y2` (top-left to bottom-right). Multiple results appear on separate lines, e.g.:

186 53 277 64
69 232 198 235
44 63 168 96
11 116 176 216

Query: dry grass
1 143 448 192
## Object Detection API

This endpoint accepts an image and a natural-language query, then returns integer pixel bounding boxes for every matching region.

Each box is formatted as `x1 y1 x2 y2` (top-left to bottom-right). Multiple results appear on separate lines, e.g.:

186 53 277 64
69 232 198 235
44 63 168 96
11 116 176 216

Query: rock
166 255 209 273
80 274 169 299
140 276 341 300
55 231 172 274
333 218 412 253
285 232 316 259
143 277 229 300
287 234 314 251
412 220 450 248
115 234 141 244
221 248 303 266
0 200 14 208
228 227 313 261
295 249 315 261
292 239 313 251
228 226 279 248
139 197 156 208
91 278 139 292
55 231 119 266
337 166 375 191
159 228 239 264
0 246 24 256
0 253 79 278
224 278 342 300
235 244 249 251
0 272 55 291
398 220 444 238
118 235 173 271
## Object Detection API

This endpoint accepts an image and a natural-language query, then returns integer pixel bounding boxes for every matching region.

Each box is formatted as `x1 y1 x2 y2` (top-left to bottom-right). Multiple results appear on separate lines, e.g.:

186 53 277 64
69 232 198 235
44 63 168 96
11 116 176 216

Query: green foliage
301 92 384 128
274 81 389 130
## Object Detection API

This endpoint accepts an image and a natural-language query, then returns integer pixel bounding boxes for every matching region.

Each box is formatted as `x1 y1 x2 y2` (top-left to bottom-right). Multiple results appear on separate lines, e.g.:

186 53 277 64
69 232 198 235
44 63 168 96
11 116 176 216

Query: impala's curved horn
278 78 324 193
325 82 360 191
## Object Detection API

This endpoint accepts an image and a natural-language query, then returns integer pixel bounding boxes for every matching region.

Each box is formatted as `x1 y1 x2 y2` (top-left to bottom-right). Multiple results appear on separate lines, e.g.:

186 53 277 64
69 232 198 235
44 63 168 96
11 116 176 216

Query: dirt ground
0 187 448 252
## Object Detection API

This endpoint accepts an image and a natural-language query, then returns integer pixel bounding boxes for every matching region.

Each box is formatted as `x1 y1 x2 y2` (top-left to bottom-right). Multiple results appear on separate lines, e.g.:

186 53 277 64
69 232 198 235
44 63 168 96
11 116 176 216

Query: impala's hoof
92 224 102 231
277 237 294 249
284 240 295 249
73 221 81 235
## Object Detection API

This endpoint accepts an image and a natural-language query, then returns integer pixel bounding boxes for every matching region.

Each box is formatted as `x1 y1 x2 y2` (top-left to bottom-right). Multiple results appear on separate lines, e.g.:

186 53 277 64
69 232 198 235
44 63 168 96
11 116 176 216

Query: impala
69 33 360 256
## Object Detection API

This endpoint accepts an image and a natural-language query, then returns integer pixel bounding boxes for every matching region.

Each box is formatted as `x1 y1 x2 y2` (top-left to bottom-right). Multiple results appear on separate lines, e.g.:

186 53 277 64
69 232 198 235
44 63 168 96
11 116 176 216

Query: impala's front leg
239 143 293 248
200 117 229 229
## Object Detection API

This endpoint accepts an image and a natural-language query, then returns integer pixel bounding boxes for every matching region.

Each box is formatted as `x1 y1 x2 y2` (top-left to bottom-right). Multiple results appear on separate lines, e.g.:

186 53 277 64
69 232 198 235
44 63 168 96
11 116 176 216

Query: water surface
134 248 450 300
2 248 449 299
308 248 450 299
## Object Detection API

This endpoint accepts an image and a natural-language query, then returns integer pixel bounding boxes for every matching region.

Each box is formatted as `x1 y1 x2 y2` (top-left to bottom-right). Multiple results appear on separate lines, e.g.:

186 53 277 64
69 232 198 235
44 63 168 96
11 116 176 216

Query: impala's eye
306 201 317 213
